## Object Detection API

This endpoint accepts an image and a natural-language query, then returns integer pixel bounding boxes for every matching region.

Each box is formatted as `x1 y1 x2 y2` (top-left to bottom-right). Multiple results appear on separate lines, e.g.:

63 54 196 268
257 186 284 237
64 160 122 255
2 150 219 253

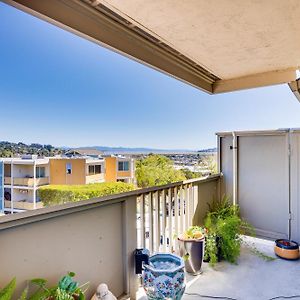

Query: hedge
38 182 135 206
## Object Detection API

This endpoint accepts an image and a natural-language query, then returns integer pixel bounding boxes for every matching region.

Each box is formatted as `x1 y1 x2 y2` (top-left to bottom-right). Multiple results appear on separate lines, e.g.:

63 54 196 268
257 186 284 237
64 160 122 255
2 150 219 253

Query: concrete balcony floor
137 237 300 300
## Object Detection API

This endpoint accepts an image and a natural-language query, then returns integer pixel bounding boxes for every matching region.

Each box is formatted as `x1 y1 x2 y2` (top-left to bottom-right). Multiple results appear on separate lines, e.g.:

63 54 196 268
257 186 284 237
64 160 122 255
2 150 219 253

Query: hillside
0 141 65 157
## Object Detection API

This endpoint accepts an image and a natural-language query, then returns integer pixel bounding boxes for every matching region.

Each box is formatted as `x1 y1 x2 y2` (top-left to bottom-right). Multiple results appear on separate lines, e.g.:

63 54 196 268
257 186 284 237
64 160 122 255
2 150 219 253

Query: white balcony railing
137 174 221 254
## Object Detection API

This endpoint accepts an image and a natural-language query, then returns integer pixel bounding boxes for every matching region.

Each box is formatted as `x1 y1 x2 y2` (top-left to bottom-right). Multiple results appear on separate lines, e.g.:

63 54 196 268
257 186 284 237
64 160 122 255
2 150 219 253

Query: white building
0 155 50 214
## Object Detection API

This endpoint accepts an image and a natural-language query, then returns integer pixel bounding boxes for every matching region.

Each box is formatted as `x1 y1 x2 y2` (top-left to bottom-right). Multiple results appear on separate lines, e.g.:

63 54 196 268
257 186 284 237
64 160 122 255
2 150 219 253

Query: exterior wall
218 129 300 242
105 157 117 182
192 178 220 226
50 159 86 185
0 195 137 300
237 134 289 239
105 157 135 183
117 170 131 178
219 135 233 200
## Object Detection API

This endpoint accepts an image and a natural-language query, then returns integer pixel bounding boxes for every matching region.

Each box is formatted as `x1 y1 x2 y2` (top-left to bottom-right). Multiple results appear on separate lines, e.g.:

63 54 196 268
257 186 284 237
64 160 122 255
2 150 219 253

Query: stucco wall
50 159 86 185
0 195 137 299
105 157 117 182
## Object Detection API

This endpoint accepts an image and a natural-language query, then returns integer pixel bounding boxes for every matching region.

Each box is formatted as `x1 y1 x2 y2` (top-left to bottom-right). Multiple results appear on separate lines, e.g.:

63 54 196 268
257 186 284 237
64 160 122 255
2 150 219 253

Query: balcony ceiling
5 0 300 93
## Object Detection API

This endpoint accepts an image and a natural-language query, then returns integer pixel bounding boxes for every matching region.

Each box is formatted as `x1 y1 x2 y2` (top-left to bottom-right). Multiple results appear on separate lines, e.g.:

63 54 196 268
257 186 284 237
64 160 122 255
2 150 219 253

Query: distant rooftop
65 148 104 157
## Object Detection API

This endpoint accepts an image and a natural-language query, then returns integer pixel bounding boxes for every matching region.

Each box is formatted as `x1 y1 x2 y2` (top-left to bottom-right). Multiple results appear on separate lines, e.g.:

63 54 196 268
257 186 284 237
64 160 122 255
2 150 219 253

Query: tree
199 154 217 174
135 154 186 188
181 168 202 179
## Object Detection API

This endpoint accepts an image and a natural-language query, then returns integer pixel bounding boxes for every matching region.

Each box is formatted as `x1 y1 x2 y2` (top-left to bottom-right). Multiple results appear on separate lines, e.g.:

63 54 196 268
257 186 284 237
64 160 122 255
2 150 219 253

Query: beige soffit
4 0 300 93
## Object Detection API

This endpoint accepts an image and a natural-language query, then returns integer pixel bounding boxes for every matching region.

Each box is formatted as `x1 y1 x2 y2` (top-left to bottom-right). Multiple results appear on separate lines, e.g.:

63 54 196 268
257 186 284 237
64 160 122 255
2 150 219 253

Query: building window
95 165 101 174
88 165 94 175
88 165 102 175
118 161 129 171
66 163 72 174
36 167 45 178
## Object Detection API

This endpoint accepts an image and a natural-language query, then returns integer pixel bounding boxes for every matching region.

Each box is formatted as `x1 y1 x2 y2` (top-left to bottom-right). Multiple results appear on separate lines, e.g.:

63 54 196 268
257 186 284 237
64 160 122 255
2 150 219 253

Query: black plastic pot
178 238 204 275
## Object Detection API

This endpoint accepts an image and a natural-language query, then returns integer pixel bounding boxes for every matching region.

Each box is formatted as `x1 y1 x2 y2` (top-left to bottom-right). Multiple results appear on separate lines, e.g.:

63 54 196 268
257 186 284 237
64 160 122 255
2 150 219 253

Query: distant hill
0 140 217 157
75 146 217 155
197 147 217 153
0 141 65 157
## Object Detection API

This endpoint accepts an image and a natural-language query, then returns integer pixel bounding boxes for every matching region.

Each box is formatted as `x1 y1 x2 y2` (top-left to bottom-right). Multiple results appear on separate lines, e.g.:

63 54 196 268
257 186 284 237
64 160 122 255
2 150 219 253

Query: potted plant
29 272 88 300
203 195 253 266
177 226 206 275
0 273 88 300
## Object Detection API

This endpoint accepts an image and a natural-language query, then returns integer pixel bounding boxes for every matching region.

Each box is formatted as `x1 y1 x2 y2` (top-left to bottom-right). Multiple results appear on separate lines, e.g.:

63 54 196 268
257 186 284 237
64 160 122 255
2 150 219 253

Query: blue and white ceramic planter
142 253 185 300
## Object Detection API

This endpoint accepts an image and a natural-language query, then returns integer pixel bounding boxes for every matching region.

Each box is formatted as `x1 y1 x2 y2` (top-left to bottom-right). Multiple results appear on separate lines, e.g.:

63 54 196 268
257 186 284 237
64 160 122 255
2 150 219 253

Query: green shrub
204 195 254 265
38 182 135 206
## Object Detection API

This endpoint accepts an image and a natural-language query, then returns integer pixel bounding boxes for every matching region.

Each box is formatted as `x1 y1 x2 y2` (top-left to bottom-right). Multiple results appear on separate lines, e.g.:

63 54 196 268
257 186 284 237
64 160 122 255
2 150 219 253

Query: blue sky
1 2 300 150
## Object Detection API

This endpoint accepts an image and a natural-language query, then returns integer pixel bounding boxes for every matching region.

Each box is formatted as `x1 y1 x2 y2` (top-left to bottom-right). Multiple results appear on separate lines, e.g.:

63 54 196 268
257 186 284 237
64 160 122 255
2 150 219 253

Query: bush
38 182 135 206
204 195 253 265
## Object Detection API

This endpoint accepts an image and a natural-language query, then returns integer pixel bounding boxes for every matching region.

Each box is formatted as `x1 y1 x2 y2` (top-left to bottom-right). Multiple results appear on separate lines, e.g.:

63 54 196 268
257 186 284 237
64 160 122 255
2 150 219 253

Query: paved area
137 237 300 300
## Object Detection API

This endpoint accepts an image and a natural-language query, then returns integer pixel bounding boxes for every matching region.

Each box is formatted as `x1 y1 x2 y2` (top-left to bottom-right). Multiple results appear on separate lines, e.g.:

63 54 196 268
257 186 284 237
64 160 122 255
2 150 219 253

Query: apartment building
0 155 50 213
0 155 105 213
104 155 135 184
0 152 135 213
66 150 136 184
49 157 105 185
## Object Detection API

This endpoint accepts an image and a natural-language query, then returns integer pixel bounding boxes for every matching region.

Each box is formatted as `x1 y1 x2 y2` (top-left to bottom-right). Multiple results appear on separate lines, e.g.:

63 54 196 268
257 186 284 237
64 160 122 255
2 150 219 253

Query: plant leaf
30 278 47 288
68 272 75 278
18 287 28 300
0 278 16 300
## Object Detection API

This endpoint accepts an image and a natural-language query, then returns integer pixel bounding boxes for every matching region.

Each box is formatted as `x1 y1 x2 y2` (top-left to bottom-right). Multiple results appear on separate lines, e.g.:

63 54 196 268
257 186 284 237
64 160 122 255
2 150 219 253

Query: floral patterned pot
142 253 185 300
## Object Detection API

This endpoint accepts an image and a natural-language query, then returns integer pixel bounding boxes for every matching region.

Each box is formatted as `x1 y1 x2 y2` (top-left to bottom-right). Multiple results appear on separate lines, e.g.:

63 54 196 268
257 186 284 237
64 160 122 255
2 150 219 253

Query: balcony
0 174 299 300
86 173 105 184
12 177 49 187
138 236 300 300
4 200 43 210
4 177 11 185
0 175 219 299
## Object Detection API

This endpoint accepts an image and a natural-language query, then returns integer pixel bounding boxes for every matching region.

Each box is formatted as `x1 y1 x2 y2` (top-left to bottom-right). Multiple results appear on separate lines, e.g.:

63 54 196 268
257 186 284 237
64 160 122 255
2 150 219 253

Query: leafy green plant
204 195 274 266
0 273 88 300
0 278 16 300
203 233 218 265
204 195 254 266
28 272 88 300
180 226 206 240
38 182 135 206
